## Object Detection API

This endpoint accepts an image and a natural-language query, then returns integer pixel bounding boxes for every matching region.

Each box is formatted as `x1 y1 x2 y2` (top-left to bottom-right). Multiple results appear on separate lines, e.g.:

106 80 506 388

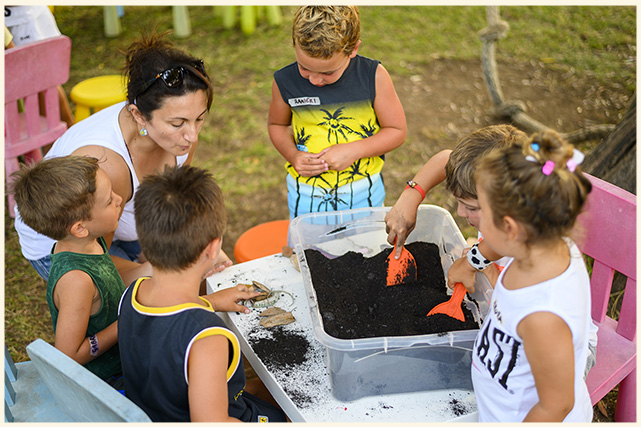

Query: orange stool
233 220 289 263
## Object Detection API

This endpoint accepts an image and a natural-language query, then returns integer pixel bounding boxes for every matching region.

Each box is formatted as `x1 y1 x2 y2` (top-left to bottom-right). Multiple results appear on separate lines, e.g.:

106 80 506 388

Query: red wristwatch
405 180 426 201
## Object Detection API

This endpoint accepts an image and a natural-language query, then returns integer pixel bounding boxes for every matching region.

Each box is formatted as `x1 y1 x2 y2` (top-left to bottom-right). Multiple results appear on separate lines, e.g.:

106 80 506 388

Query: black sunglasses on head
134 60 207 101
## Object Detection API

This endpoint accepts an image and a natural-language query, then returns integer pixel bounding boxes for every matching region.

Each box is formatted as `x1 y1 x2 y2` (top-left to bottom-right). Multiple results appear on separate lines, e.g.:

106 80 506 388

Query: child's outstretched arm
518 312 576 421
188 334 241 422
385 149 451 258
268 80 328 177
204 284 262 314
53 270 118 365
319 64 406 171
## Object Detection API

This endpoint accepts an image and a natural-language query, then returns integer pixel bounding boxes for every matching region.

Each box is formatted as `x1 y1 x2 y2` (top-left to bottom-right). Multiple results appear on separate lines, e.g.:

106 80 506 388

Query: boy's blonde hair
11 156 100 240
134 165 226 272
292 6 360 59
445 124 528 200
476 129 592 245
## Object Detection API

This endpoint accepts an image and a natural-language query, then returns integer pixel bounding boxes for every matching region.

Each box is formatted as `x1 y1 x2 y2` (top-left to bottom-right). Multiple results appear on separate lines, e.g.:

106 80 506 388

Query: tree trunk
582 96 636 195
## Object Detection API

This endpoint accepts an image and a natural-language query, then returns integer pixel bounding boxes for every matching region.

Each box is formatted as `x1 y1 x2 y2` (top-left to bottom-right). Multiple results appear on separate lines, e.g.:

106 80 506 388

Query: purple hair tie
542 160 555 175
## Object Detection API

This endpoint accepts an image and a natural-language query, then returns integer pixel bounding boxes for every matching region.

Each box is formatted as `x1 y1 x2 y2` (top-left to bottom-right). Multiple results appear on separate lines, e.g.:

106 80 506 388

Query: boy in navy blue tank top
268 6 407 219
118 165 287 422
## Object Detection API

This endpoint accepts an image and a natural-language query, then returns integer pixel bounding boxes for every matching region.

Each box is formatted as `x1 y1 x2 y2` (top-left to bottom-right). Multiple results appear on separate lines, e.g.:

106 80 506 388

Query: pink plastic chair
575 173 636 422
5 35 71 217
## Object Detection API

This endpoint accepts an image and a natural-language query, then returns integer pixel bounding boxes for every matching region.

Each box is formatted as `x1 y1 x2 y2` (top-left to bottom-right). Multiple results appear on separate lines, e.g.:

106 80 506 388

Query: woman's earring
139 127 148 137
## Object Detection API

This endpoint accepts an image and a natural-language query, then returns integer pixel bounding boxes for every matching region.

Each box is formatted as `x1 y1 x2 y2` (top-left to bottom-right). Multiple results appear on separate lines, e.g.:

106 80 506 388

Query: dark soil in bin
304 241 479 339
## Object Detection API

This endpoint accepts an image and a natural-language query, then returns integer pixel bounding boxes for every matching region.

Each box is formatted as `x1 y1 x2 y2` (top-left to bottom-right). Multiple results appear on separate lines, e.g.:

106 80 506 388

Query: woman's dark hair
122 31 213 120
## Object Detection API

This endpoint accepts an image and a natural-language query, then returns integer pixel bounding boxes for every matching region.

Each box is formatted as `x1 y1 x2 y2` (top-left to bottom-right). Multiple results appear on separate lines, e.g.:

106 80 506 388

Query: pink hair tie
542 160 555 175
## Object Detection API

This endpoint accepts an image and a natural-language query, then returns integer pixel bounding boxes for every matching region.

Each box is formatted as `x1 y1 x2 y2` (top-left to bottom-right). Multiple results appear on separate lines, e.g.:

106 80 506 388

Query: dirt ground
397 57 629 142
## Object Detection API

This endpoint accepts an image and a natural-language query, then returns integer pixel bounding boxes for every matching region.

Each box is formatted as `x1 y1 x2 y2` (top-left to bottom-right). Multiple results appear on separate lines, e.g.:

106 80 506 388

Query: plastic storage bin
289 205 493 401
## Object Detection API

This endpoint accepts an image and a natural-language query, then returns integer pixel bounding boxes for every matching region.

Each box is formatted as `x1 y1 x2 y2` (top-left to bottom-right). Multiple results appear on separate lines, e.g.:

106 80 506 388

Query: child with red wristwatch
385 124 597 380
385 124 526 284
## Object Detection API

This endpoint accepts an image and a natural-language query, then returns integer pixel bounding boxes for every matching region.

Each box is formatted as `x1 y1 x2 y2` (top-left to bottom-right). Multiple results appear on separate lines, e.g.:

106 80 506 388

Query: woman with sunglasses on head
14 31 233 282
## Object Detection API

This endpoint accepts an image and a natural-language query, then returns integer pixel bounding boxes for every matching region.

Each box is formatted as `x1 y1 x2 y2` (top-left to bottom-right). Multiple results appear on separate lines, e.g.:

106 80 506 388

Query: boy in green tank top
10 155 150 388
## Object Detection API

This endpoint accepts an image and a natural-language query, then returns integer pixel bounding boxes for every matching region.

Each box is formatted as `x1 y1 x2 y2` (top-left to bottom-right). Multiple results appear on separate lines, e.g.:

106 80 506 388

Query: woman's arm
188 335 241 422
518 312 575 422
113 257 152 286
53 270 118 364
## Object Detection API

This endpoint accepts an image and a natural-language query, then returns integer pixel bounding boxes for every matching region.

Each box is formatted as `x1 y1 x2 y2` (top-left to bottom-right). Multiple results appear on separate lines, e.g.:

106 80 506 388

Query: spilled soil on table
249 328 310 371
304 241 479 339
247 327 324 409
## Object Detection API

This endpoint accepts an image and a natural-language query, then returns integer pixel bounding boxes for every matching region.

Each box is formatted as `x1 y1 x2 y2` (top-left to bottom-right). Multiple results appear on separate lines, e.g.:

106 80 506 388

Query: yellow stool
233 220 290 263
70 75 127 122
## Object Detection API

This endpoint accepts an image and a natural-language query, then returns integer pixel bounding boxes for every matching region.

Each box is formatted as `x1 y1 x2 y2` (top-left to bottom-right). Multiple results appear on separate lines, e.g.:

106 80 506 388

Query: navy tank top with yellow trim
274 55 383 189
117 278 283 422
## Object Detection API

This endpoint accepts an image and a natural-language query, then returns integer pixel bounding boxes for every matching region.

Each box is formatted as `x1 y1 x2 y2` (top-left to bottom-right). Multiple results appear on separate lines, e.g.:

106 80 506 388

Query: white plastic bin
289 205 493 401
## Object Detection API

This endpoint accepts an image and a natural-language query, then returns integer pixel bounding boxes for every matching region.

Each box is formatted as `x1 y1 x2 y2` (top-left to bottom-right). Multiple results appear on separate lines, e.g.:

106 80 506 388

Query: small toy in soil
242 281 280 308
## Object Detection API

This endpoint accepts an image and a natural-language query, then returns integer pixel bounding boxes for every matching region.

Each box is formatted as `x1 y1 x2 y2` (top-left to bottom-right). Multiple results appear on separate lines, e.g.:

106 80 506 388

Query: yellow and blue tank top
274 55 384 189
46 236 125 380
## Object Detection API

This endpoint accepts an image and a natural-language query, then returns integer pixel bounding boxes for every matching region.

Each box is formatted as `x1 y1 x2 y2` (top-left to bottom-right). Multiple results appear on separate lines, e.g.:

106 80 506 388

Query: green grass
5 5 635 378
499 6 636 92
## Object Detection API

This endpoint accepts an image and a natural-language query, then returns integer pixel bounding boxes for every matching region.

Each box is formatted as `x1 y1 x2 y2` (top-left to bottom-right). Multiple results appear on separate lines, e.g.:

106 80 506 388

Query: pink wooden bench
5 35 71 217
575 173 636 422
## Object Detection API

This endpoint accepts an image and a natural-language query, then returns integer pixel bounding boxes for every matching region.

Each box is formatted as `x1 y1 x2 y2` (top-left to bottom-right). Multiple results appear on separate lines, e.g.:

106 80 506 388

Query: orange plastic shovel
386 238 417 287
426 283 467 322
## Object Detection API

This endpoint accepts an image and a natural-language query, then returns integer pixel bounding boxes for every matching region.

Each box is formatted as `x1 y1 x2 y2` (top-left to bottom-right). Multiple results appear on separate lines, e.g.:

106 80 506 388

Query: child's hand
291 151 328 177
447 253 477 293
205 285 261 314
319 144 357 171
385 196 419 259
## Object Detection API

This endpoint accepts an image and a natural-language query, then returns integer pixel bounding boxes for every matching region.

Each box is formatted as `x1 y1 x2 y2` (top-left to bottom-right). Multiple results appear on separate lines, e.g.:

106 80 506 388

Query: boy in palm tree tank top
268 6 407 218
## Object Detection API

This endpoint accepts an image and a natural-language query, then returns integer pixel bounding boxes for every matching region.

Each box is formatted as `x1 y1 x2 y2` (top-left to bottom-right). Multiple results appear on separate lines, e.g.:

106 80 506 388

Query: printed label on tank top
474 317 521 391
288 96 321 107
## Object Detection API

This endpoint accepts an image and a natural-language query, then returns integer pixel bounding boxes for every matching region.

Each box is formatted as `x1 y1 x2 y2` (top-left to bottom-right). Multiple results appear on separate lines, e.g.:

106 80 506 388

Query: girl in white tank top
468 130 593 422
